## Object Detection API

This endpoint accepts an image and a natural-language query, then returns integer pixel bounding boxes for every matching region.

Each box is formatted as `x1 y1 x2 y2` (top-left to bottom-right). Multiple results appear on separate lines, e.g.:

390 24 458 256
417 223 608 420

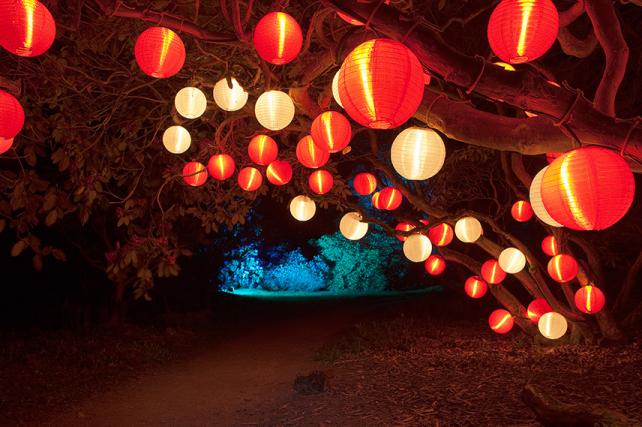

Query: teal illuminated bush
218 242 264 290
263 249 329 292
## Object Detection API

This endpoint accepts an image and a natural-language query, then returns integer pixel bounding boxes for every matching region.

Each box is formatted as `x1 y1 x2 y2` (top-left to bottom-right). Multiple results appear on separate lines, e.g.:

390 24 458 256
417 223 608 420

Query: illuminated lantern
306 170 332 195
266 160 292 186
424 254 446 275
494 61 516 71
162 126 191 154
538 312 567 339
575 285 606 314
546 152 563 164
340 212 368 240
541 147 635 230
511 200 533 222
403 234 432 263
464 276 488 299
255 90 295 131
353 172 377 196
182 161 207 187
174 87 207 119
290 195 316 222
530 166 562 227
498 247 526 274
487 0 559 64
0 0 56 57
338 39 424 129
207 154 235 181
296 135 330 169
213 78 248 112
379 187 402 210
0 137 13 154
390 127 446 180
455 217 483 243
371 191 383 209
395 223 415 242
428 224 454 247
337 12 363 26
541 235 559 256
488 309 514 334
527 298 552 323
0 90 25 139
248 135 278 166
253 12 303 65
481 259 506 284
134 27 185 78
331 70 344 108
547 254 578 283
237 167 262 191
310 111 352 153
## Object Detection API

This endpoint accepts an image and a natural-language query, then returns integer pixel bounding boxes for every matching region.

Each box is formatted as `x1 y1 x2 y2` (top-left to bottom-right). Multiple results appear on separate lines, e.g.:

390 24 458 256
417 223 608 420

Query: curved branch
557 27 598 58
558 0 586 27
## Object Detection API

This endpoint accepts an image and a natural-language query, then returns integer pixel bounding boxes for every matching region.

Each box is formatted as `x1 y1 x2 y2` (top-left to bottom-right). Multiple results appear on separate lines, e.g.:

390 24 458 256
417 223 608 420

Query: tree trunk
108 279 127 326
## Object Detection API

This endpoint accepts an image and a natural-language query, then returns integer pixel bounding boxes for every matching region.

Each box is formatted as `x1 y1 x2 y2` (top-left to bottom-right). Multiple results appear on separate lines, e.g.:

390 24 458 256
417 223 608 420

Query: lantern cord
364 0 386 30
465 55 486 95
620 117 640 158
554 89 582 128
178 19 185 33
424 93 446 123
157 12 165 27
401 20 422 44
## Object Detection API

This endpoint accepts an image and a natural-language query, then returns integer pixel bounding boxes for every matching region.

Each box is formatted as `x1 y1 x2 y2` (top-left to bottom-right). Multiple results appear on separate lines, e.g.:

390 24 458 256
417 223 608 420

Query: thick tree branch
558 0 586 27
557 27 598 58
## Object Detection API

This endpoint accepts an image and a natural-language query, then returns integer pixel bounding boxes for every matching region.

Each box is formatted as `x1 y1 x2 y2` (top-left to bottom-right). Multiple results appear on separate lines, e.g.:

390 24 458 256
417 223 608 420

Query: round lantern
424 254 446 275
488 309 514 334
428 224 454 247
310 111 352 153
237 167 262 191
541 147 635 230
0 90 25 139
511 200 533 222
338 39 424 129
134 27 185 78
482 259 506 284
182 161 207 187
371 191 383 209
0 137 13 154
255 90 295 131
538 312 567 339
248 135 278 166
574 285 605 314
527 298 552 323
308 170 333 195
498 247 526 274
494 61 516 71
290 195 316 222
353 172 377 196
174 87 207 119
547 254 578 283
0 0 56 57
530 166 563 227
213 77 248 112
464 276 488 299
296 135 330 169
340 212 368 240
331 70 344 108
395 223 415 242
487 0 559 64
162 125 191 154
266 160 292 186
541 235 559 256
379 187 402 210
207 154 235 181
455 217 483 243
546 152 563 164
390 127 446 180
253 12 302 65
403 234 432 263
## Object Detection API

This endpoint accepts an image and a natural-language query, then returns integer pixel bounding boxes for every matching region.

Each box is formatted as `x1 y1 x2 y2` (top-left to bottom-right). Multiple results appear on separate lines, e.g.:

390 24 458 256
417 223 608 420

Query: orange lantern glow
547 254 578 283
481 259 506 284
527 298 552 323
207 154 235 181
574 285 606 314
134 27 185 78
511 200 533 222
338 39 424 129
237 167 263 191
310 111 352 153
308 169 333 195
353 172 377 196
546 152 563 164
248 135 278 166
428 224 454 247
541 235 560 256
488 309 514 334
378 187 402 210
296 135 330 169
0 137 14 154
371 191 383 209
266 160 292 186
464 276 488 299
182 161 208 187
0 90 25 139
424 255 446 276
395 223 415 242
252 12 302 65
0 0 56 57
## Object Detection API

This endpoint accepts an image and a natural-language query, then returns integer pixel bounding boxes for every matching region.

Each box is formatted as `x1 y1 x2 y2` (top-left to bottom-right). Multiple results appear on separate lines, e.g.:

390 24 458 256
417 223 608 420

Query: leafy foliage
263 248 329 292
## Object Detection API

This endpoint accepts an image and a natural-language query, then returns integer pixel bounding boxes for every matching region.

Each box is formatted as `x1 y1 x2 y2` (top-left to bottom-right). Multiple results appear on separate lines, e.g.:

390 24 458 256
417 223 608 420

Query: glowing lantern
403 234 432 263
390 127 446 180
296 135 330 169
527 298 552 323
541 235 559 256
530 166 563 227
511 200 533 222
541 147 635 230
255 90 295 131
237 167 262 191
498 247 526 274
428 224 454 247
162 126 191 154
487 0 559 64
309 170 333 195
353 172 377 196
213 78 248 112
424 255 446 275
174 87 207 119
134 27 185 78
546 152 563 164
574 285 606 314
207 154 235 181
340 212 368 240
547 254 578 283
248 135 278 166
488 309 514 334
0 90 25 139
371 191 383 209
182 161 207 187
482 259 506 284
455 217 483 243
0 137 13 154
338 39 424 129
395 223 415 242
290 195 316 222
538 312 567 339
331 70 344 108
464 276 488 299
310 111 352 153
253 12 302 65
379 187 402 210
494 61 516 71
0 0 56 57
266 160 292 186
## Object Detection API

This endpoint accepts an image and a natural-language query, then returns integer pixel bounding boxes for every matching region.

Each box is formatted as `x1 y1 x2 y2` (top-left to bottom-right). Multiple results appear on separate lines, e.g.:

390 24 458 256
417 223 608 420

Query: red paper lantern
464 276 488 299
541 235 559 256
338 39 424 129
511 200 533 222
546 152 563 164
266 160 292 186
0 90 25 139
574 285 606 314
395 223 415 242
371 191 383 209
237 167 262 191
253 12 302 65
378 187 402 210
488 309 514 334
135 27 185 78
182 161 208 187
0 137 14 154
207 154 235 181
0 0 56 57
424 255 446 276
308 169 333 195
428 223 454 247
481 259 506 284
353 172 377 196
310 111 352 153
248 135 278 166
527 298 552 323
487 0 559 64
547 254 578 283
541 147 635 230
296 135 329 169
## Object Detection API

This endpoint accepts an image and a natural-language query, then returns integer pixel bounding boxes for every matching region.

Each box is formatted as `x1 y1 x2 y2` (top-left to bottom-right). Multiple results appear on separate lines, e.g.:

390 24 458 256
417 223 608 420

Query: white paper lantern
332 70 344 108
403 234 432 262
340 212 368 240
455 217 483 243
538 312 568 339
289 195 316 222
162 125 191 154
391 127 446 180
498 247 526 274
530 166 563 227
213 77 249 112
175 87 207 119
255 90 296 131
